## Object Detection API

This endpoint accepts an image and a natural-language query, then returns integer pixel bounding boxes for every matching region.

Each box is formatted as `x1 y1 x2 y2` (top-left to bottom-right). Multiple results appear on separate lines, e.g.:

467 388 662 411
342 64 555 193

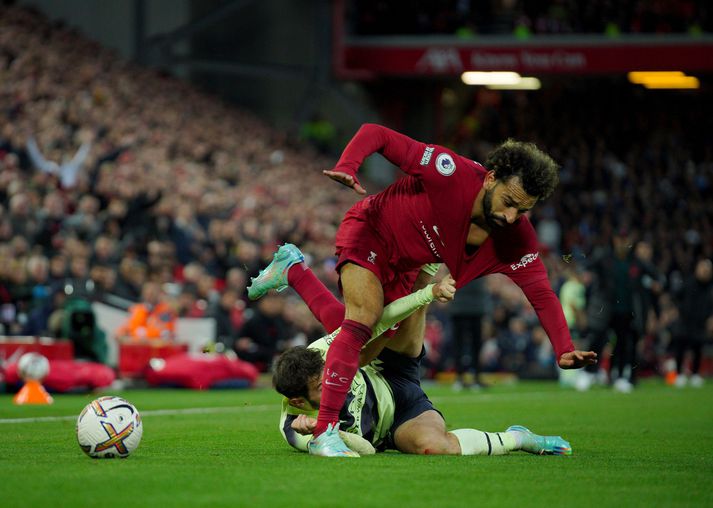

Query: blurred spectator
0 5 710 380
22 285 65 337
447 277 492 390
579 230 661 392
90 235 119 266
671 259 713 387
176 283 206 318
89 263 118 299
525 326 555 378
65 255 94 299
349 0 711 36
34 191 66 253
235 293 290 371
114 259 147 301
26 134 92 189
631 240 664 358
499 316 530 373
116 281 177 342
300 114 337 154
25 254 51 308
536 206 562 254
559 262 586 340
65 195 102 240
208 288 243 350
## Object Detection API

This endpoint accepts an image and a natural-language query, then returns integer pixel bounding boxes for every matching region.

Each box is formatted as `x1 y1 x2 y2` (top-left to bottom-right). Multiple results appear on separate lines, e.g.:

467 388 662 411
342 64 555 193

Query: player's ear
484 170 497 189
288 397 307 409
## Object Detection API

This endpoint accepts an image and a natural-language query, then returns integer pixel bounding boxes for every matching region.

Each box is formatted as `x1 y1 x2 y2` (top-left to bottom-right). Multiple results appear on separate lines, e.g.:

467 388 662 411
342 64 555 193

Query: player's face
305 373 323 409
482 174 537 228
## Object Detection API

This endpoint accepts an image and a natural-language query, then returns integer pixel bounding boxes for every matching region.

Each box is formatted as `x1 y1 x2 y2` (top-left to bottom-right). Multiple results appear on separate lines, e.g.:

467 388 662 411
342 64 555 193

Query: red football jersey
333 124 574 359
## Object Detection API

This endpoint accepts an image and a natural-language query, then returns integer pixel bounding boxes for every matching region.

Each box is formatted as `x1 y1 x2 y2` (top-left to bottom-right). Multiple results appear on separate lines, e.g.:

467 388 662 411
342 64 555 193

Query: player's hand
433 274 456 302
558 350 598 369
291 414 317 435
323 170 367 195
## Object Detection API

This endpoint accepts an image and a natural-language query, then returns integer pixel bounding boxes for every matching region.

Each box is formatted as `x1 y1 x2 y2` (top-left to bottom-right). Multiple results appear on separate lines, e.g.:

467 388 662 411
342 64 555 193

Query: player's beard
482 188 506 228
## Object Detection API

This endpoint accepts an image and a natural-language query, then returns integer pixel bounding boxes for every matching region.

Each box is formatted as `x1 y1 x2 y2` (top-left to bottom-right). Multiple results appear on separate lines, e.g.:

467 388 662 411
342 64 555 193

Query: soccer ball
17 352 50 381
76 396 143 458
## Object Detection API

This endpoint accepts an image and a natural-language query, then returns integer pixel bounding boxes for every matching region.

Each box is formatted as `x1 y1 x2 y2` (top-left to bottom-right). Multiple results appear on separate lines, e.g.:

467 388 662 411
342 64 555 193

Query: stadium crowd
0 5 711 386
349 0 711 36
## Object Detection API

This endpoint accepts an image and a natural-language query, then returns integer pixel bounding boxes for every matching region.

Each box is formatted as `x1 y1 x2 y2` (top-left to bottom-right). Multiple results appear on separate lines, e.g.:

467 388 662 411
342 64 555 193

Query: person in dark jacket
236 293 290 371
672 259 712 388
447 277 492 390
580 230 660 392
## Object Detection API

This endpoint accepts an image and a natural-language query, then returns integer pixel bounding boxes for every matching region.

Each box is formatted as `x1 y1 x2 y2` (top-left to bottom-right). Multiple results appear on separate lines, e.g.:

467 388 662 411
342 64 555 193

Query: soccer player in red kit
252 123 597 457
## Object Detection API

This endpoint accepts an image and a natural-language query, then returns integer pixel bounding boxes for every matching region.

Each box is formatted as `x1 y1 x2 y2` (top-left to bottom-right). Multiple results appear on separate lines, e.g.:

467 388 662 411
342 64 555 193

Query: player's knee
344 303 381 329
341 264 384 327
405 433 458 456
404 435 431 455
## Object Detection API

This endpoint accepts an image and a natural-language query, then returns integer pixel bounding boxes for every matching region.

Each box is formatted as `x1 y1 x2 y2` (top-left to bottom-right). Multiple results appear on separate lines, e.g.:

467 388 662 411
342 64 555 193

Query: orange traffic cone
13 380 54 405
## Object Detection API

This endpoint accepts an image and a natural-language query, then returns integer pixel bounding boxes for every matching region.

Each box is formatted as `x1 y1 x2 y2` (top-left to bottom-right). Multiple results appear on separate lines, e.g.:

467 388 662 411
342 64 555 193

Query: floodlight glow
628 71 699 89
628 71 684 84
461 71 522 85
487 77 542 90
643 76 699 89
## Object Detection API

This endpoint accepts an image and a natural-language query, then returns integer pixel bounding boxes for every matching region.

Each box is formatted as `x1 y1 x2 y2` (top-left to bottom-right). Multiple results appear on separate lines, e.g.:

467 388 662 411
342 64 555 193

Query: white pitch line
430 390 559 403
0 390 569 424
0 404 276 424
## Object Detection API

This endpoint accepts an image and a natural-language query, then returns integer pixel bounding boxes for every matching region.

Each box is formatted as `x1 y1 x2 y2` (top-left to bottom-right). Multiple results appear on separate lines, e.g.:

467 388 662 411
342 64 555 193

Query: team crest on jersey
435 153 456 176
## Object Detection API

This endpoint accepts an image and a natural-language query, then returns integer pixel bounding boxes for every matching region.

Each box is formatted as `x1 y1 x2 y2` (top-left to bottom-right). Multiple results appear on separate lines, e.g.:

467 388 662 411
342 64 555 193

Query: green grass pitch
1 381 711 508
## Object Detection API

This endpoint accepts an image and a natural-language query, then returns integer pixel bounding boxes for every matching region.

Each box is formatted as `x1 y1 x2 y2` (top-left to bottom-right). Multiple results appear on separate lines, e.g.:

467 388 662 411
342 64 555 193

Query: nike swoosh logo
323 380 343 386
433 225 445 246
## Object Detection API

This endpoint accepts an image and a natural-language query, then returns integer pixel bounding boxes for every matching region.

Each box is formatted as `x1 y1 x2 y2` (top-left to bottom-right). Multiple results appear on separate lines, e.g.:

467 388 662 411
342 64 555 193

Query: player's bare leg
394 412 569 456
340 263 384 329
359 268 435 364
394 410 461 455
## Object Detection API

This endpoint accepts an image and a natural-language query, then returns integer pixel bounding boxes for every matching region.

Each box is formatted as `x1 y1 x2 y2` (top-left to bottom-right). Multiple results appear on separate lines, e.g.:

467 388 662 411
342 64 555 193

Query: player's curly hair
272 346 324 399
485 139 559 200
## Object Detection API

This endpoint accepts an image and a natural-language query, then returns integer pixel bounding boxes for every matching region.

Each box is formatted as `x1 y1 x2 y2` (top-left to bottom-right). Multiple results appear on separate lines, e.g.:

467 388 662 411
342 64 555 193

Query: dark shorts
376 346 443 450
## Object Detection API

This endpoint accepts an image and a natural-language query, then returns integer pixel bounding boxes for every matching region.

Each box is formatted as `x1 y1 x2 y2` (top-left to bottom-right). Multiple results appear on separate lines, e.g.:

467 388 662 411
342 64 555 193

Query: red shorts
335 204 420 306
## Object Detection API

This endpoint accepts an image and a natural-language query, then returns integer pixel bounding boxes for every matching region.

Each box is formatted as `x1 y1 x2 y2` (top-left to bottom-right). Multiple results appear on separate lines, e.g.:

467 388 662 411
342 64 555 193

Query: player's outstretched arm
322 170 367 195
324 124 424 195
359 272 456 365
558 350 598 369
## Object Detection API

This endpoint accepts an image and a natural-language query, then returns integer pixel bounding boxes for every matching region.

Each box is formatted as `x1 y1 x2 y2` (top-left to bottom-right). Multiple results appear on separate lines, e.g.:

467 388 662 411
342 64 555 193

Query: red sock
288 263 345 334
313 319 372 437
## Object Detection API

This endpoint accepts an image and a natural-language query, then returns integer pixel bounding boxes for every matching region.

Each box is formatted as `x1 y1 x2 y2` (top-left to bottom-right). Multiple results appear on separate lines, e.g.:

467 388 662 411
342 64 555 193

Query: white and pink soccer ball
76 396 143 458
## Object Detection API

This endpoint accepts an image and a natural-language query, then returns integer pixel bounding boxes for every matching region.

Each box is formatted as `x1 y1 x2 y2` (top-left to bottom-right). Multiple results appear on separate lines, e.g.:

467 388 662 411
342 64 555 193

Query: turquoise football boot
247 244 304 300
506 425 572 456
308 423 360 458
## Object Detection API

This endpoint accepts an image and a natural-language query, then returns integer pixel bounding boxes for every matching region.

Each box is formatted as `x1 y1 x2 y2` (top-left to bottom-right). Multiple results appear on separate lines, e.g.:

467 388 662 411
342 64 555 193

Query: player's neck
468 189 491 247
466 223 490 248
469 189 490 232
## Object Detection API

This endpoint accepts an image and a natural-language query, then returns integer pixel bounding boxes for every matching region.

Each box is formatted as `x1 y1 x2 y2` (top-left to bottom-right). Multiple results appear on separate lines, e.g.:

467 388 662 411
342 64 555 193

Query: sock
288 263 345 334
451 429 517 456
313 319 372 437
509 430 524 449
